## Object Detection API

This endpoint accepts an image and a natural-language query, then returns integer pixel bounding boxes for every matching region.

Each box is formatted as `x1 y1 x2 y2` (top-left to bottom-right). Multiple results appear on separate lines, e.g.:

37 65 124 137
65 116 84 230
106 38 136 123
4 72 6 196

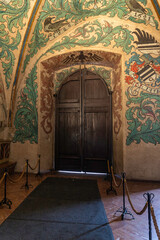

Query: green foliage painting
126 91 160 145
15 12 134 144
15 17 133 144
11 0 159 144
0 0 30 88
42 19 133 61
125 52 160 145
24 0 158 69
13 65 38 143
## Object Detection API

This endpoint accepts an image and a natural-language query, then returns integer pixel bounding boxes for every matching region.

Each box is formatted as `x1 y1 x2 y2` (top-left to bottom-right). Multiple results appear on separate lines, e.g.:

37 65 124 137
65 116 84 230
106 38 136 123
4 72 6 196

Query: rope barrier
28 158 40 171
125 179 148 215
7 163 27 183
107 160 110 173
0 156 41 210
0 172 7 185
0 169 12 208
151 205 160 240
111 166 122 188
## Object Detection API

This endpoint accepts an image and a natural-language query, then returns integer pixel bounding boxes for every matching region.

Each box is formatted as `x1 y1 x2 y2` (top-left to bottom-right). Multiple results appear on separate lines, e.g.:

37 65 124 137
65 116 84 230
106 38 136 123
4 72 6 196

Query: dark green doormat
0 177 114 240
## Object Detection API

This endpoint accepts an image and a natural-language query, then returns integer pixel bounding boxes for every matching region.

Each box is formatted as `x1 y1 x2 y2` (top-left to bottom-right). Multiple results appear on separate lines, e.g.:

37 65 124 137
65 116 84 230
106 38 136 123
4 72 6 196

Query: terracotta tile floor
0 172 160 240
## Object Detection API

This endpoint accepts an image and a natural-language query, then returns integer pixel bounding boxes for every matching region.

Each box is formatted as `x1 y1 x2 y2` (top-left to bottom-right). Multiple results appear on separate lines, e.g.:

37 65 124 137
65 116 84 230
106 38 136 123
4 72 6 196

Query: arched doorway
55 68 111 173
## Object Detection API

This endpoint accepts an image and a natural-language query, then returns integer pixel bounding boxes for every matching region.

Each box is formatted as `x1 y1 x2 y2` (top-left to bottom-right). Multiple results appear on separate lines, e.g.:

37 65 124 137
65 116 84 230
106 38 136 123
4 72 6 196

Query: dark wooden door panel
56 110 81 170
83 111 109 172
58 111 80 156
85 79 107 100
56 69 111 173
56 71 81 171
59 80 80 103
84 112 107 158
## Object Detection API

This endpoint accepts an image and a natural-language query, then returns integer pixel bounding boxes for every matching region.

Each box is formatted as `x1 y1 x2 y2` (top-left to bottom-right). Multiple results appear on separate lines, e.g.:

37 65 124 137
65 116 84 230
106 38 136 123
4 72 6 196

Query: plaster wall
10 142 38 172
124 143 160 181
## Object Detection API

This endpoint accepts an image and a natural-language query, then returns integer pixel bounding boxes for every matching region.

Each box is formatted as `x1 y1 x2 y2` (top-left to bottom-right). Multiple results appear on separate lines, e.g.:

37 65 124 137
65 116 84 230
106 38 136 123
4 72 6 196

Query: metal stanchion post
25 159 29 189
114 172 134 220
143 192 154 240
106 164 117 195
35 154 42 177
148 193 152 240
0 168 12 209
106 91 117 195
104 160 110 181
21 159 33 190
122 172 126 220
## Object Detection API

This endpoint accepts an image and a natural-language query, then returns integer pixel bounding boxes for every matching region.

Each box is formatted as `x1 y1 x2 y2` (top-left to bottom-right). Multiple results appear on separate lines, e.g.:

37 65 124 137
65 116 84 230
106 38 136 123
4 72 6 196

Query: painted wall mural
13 14 133 144
0 78 7 127
0 0 30 88
40 69 54 135
15 15 133 144
0 0 157 144
40 19 134 65
13 65 38 143
23 0 158 72
24 18 133 73
45 0 158 28
125 28 160 145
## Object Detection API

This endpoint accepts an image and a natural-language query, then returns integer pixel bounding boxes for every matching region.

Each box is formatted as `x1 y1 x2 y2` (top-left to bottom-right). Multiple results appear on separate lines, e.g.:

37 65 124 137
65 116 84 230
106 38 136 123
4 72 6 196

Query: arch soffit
41 50 122 90
54 66 112 96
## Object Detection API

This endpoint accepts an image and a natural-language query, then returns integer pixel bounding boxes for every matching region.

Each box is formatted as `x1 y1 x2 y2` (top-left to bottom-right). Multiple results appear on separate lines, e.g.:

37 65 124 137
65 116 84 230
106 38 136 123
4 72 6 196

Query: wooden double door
55 69 111 173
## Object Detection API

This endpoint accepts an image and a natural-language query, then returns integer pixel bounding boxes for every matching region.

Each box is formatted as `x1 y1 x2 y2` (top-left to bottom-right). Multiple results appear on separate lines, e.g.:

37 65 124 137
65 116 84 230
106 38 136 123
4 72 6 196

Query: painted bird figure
125 0 147 14
44 17 68 33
